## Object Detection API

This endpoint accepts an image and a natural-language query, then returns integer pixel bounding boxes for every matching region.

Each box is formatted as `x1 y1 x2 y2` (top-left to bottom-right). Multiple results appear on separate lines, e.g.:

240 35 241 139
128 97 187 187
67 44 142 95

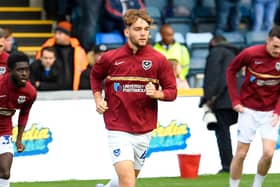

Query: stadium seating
221 31 246 49
192 0 216 32
186 32 213 50
245 31 267 46
187 57 206 88
95 32 125 49
146 6 162 25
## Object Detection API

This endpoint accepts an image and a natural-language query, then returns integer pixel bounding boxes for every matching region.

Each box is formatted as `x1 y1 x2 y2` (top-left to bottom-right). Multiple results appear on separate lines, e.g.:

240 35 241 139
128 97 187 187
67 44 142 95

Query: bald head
160 24 174 45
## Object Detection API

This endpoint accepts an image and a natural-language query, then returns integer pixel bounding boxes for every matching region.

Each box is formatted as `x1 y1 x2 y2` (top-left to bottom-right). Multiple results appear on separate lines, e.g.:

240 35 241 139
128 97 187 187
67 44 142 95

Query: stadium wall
10 90 280 182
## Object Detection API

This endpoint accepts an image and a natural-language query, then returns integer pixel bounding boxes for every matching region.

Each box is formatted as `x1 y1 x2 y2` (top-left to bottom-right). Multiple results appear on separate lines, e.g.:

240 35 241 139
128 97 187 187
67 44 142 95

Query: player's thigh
0 135 13 172
107 131 134 164
114 160 135 179
133 132 152 170
258 111 279 142
236 107 258 143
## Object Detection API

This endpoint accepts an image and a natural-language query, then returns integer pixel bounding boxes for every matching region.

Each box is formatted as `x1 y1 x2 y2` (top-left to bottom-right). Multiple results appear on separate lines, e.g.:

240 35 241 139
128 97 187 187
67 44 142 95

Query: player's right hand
233 104 244 113
96 100 108 114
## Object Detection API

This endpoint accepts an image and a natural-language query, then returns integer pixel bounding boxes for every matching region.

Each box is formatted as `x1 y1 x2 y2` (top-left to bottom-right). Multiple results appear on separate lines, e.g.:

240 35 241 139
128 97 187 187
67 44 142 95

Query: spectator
100 0 145 34
43 0 77 21
0 29 9 76
75 0 103 52
154 24 190 80
168 58 190 89
200 35 242 174
3 28 17 54
36 21 88 90
252 0 278 32
79 44 108 90
30 47 60 91
215 0 241 35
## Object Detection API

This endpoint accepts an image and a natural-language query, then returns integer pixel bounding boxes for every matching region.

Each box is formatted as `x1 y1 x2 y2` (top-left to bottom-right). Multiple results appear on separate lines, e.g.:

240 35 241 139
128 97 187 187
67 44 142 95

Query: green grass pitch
11 173 280 187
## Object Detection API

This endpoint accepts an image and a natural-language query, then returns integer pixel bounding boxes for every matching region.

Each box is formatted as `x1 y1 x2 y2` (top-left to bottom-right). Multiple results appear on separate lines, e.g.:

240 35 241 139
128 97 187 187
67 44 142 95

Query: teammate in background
3 28 18 54
90 9 177 187
0 52 37 187
227 25 280 187
0 29 9 76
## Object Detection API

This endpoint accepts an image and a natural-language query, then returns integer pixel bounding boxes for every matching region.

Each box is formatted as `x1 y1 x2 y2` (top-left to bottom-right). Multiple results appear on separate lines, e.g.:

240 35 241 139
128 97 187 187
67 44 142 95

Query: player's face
10 62 30 87
125 18 150 49
0 37 6 54
266 36 280 58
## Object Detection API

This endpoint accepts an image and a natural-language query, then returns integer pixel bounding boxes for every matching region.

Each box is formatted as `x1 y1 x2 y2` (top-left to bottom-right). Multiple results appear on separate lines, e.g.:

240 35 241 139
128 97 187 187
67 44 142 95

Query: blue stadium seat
95 32 124 49
186 32 213 49
168 22 192 36
221 32 246 49
145 0 167 12
245 31 267 46
146 6 162 24
187 57 207 88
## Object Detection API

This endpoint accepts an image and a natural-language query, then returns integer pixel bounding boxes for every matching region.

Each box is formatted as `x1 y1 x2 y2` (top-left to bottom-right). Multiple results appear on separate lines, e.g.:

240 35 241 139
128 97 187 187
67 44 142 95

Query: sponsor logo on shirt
114 82 146 93
17 96 26 104
142 60 152 70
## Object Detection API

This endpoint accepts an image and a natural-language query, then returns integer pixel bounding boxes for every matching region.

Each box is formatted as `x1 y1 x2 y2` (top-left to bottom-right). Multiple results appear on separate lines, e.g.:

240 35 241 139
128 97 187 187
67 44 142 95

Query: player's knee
120 176 135 187
262 151 274 161
235 150 247 161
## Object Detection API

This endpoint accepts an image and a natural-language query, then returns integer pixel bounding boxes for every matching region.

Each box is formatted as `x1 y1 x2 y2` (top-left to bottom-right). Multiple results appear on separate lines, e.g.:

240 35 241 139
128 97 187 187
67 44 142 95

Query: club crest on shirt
142 60 152 70
17 96 26 104
275 62 280 71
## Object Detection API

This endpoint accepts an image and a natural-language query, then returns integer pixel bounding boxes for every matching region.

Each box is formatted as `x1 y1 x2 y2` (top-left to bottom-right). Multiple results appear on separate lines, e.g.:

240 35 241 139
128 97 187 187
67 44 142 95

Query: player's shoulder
24 82 37 98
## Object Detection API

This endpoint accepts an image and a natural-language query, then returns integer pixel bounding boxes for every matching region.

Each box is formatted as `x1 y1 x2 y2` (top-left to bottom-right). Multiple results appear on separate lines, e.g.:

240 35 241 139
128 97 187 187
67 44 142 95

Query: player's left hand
145 82 156 96
16 141 25 152
272 113 279 127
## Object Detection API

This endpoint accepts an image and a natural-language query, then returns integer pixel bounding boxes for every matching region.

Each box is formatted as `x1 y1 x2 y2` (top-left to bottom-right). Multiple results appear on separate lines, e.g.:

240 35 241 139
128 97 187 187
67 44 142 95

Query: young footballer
90 9 177 187
0 52 37 187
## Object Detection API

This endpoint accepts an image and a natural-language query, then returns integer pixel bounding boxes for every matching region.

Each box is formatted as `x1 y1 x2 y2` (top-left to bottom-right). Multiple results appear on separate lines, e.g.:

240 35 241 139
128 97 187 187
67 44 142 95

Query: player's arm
226 50 249 107
16 125 25 152
145 82 164 99
93 91 108 114
152 57 177 101
17 91 37 152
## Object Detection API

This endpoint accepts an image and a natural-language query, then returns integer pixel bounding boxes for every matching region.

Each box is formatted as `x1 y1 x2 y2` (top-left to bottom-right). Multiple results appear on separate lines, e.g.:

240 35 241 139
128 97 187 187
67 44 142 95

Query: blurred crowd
1 0 279 91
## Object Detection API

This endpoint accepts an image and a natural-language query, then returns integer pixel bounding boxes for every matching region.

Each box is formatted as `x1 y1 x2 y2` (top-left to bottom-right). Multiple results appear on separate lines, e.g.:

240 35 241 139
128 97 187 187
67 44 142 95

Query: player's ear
124 28 129 37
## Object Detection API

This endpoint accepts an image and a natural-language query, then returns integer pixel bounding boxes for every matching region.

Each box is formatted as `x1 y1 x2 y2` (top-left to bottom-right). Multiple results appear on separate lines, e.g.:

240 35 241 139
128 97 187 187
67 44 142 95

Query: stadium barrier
10 90 280 182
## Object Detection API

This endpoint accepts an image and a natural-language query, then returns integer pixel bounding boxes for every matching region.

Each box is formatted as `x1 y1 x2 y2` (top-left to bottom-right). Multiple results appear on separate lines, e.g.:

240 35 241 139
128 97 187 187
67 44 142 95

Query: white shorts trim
107 130 152 170
236 107 279 143
0 135 14 155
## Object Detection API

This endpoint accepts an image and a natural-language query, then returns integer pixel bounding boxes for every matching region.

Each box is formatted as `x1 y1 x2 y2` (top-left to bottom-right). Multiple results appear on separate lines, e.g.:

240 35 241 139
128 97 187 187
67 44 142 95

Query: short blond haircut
123 9 153 27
